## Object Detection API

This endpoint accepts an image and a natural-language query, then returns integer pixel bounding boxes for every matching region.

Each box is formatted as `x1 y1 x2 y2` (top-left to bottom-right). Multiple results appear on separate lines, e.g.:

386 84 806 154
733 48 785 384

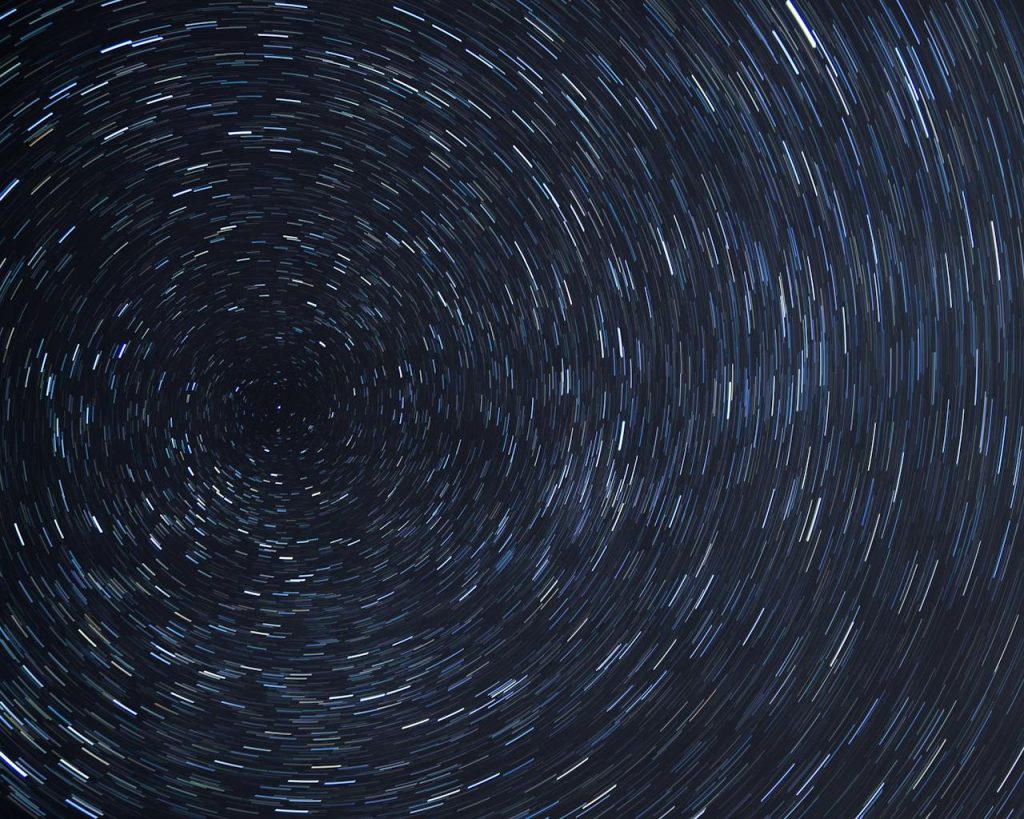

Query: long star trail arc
0 0 1022 816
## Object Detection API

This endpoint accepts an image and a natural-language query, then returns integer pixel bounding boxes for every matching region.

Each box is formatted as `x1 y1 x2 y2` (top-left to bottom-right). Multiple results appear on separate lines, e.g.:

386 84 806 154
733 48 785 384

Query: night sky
1 0 1024 816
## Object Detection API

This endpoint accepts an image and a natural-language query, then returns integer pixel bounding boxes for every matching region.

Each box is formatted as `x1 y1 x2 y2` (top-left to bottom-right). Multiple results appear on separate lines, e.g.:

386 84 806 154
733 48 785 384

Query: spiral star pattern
2 0 1024 816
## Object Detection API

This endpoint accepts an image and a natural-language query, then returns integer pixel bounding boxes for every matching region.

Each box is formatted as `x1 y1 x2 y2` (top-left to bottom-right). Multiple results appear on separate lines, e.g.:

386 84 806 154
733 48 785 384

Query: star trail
1 0 1024 815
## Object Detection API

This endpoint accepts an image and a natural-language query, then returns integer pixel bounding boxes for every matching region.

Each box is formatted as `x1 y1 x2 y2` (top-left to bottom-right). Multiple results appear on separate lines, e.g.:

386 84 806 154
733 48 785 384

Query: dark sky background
1 0 1024 816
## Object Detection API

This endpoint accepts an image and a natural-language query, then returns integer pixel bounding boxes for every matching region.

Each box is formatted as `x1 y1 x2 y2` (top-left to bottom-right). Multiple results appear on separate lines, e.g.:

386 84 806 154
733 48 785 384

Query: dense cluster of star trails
3 0 1024 815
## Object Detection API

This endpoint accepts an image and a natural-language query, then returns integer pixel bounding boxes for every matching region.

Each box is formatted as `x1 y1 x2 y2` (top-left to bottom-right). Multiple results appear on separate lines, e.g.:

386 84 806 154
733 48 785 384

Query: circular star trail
2 0 1024 816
